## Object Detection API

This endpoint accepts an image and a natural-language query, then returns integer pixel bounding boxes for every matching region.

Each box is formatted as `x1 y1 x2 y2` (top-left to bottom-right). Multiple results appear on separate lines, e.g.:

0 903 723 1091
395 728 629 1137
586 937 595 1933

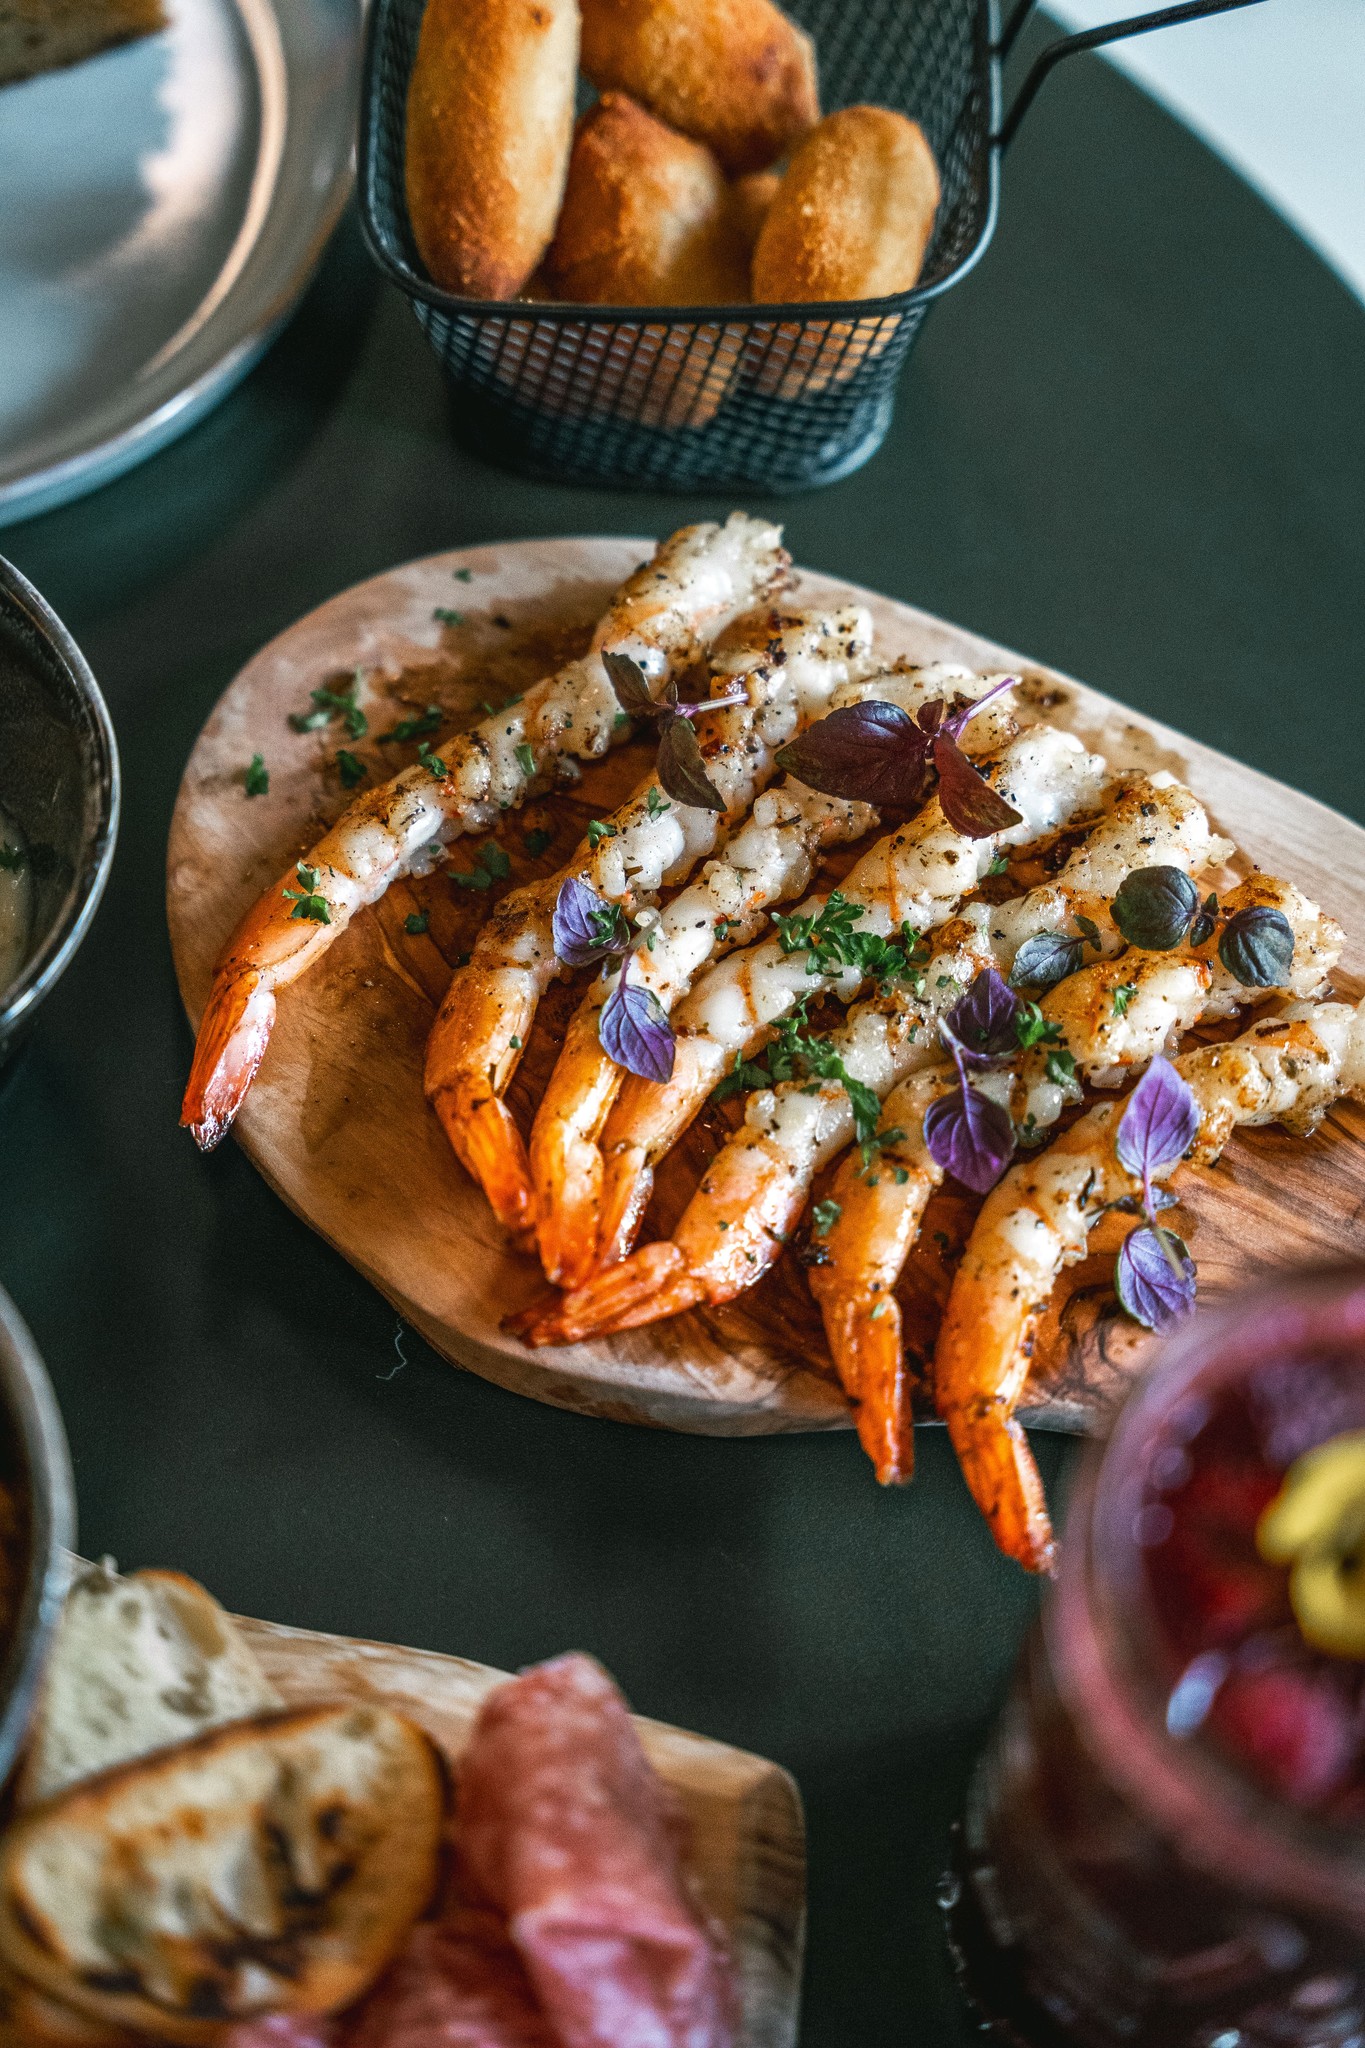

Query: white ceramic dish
0 0 360 527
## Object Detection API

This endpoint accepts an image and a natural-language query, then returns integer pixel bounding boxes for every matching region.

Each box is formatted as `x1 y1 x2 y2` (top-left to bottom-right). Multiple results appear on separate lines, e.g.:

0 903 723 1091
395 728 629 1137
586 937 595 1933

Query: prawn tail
532 1126 604 1291
947 1404 1057 1575
509 1243 702 1345
830 1295 915 1487
181 973 276 1152
434 1090 536 1248
595 1146 655 1273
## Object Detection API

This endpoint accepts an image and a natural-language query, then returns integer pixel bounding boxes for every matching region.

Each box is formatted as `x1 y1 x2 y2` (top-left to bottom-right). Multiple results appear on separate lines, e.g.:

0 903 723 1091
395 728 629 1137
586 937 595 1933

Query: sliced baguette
0 1961 141 2045
18 1562 282 1810
0 1704 446 2044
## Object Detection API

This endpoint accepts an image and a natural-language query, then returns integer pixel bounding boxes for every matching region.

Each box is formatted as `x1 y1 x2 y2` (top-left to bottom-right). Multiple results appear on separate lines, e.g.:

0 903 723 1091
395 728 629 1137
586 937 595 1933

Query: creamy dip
0 805 32 995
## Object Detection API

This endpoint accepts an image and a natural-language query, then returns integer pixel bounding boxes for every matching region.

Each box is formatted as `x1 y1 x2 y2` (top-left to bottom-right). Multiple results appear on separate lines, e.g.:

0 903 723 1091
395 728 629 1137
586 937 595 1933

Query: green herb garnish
337 749 367 789
244 754 269 797
405 910 429 935
284 863 330 924
433 608 465 626
587 820 618 851
1112 982 1138 1017
382 705 442 743
515 742 536 778
524 827 553 858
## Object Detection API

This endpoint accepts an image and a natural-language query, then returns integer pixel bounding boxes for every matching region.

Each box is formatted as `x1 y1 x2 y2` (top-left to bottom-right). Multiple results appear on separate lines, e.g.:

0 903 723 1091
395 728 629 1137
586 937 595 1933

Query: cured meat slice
345 1892 556 2048
456 1654 735 2048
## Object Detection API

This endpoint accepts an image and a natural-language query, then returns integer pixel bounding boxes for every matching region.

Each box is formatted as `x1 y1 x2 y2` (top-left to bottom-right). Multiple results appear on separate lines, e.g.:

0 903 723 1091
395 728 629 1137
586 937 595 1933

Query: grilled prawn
528 661 1021 1285
181 514 788 1151
814 870 1339 1464
935 996 1365 1575
422 603 874 1239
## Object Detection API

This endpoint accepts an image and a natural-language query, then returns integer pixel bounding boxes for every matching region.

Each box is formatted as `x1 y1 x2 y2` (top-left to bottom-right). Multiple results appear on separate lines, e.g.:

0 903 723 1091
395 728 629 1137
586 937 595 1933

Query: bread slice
0 1703 446 2044
18 1561 282 1810
0 1962 141 2045
0 0 166 90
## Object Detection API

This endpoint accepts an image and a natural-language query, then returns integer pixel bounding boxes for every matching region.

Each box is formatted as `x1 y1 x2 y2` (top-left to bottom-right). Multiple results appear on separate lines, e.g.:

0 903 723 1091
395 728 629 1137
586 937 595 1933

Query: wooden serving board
232 1611 804 2048
166 539 1365 1437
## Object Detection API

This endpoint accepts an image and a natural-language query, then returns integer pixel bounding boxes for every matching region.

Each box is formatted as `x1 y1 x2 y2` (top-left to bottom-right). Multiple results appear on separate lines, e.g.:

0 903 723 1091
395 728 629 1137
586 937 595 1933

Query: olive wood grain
166 539 1365 1439
233 1610 804 2048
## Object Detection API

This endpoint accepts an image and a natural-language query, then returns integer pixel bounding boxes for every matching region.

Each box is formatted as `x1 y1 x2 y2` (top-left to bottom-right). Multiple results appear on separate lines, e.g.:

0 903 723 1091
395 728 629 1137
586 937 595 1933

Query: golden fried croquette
752 104 941 302
547 91 750 304
405 0 580 299
729 169 782 264
579 0 818 174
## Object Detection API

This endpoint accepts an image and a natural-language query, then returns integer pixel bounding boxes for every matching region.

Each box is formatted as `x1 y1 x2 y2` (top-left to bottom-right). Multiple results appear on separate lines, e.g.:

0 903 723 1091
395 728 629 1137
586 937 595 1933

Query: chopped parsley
988 853 1010 876
812 1199 841 1237
1046 1048 1077 1087
452 566 473 582
1112 982 1138 1017
524 826 553 858
337 749 367 789
450 841 511 891
515 742 536 778
244 754 269 797
1014 1000 1064 1052
587 820 618 850
772 891 928 992
417 740 447 779
509 1035 521 1050
284 863 330 924
404 910 429 936
645 787 671 820
382 705 443 743
290 675 367 740
433 608 465 625
712 1006 883 1145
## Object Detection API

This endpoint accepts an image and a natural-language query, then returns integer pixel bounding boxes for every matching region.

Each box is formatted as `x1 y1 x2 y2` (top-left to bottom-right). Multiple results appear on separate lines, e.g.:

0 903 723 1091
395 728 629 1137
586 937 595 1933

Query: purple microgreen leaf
775 700 934 809
1116 1225 1197 1332
941 967 1020 1067
599 973 675 1083
931 732 1024 838
1010 931 1085 991
603 648 674 717
552 877 631 968
1115 1055 1200 1186
1111 866 1200 951
924 1084 1016 1193
656 715 727 811
1218 905 1294 988
940 674 1018 741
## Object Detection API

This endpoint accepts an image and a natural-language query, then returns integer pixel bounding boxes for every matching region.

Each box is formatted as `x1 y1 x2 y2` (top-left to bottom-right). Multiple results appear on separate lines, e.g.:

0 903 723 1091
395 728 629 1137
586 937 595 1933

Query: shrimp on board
813 868 1340 1444
519 772 1229 1355
585 752 1204 1282
180 512 789 1151
422 602 876 1238
528 660 1022 1287
513 724 1112 1344
935 996 1365 1575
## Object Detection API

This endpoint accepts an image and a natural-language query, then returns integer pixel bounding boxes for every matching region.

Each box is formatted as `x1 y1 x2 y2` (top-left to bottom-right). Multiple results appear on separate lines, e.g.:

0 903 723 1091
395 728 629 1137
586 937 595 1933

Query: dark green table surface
3 28 1364 2044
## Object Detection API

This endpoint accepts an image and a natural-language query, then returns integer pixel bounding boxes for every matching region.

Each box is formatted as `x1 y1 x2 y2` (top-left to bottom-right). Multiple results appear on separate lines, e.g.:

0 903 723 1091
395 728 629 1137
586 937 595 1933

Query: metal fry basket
359 0 1264 494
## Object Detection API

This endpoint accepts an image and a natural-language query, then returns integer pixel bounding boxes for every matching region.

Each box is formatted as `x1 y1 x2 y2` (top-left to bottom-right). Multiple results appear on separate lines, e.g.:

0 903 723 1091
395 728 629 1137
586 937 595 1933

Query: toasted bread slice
0 1961 141 2045
18 1562 281 1809
0 1704 445 2044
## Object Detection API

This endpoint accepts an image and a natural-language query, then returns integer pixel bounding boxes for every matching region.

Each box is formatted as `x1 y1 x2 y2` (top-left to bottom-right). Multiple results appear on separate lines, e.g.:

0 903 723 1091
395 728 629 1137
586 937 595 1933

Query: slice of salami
223 2020 335 2048
456 1653 735 2048
344 1890 556 2048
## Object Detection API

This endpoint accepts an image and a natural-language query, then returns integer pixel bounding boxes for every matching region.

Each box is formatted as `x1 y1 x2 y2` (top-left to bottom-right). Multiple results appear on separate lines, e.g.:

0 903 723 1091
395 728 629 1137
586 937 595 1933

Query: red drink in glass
947 1266 1365 2048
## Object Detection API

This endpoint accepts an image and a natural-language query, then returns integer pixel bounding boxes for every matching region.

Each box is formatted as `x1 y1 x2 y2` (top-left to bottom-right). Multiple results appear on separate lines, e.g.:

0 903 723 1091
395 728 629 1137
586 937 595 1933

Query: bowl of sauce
0 1287 74 1787
0 555 119 1069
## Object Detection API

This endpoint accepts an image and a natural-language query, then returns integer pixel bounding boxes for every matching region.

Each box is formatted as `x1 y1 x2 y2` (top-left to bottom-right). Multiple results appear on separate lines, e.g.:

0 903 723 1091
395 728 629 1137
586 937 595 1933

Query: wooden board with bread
0 1561 805 2046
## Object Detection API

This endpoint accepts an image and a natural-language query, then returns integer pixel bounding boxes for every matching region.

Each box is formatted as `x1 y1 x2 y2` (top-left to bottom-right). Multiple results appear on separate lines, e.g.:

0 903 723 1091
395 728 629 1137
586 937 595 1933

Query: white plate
0 0 360 526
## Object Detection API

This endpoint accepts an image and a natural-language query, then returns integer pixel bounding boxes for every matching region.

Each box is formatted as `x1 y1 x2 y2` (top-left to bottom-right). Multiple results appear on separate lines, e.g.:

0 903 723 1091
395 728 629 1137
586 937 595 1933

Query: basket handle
993 0 1267 152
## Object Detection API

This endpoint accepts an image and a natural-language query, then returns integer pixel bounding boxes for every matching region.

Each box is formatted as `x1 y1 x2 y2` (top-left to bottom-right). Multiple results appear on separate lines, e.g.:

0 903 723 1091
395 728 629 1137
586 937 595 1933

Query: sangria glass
948 1264 1365 2048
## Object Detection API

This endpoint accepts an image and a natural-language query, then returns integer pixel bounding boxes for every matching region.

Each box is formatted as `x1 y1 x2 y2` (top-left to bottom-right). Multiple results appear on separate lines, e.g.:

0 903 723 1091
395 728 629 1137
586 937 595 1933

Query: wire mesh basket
358 0 1264 494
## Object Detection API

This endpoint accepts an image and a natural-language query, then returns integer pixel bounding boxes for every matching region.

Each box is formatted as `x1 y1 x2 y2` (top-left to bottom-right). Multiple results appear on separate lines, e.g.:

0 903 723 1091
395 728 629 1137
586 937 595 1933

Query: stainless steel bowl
0 556 120 1070
0 1287 75 1786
